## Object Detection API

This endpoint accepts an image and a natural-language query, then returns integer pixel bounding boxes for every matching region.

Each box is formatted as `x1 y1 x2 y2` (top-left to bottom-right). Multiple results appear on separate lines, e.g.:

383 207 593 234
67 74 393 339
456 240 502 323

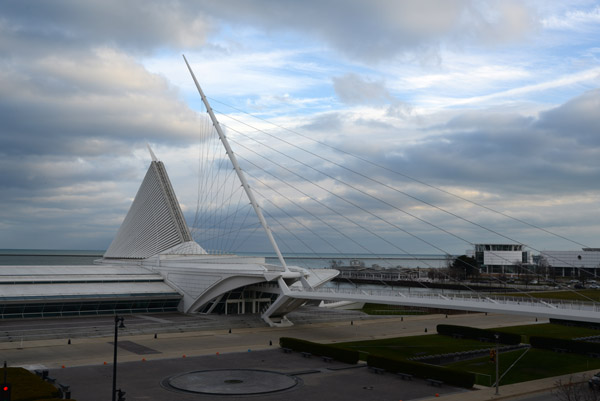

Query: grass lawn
334 322 600 387
495 323 600 342
448 348 600 386
1 367 63 401
336 323 600 361
336 334 496 360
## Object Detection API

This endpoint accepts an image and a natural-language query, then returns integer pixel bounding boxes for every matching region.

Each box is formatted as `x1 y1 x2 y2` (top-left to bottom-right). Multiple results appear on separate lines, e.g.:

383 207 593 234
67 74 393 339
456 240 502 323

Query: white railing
289 286 600 312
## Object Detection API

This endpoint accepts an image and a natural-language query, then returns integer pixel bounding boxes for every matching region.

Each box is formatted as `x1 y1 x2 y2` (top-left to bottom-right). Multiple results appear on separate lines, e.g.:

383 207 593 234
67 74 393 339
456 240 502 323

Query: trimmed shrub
437 324 521 345
367 354 475 388
530 336 600 355
279 337 359 364
2 367 61 401
550 318 600 330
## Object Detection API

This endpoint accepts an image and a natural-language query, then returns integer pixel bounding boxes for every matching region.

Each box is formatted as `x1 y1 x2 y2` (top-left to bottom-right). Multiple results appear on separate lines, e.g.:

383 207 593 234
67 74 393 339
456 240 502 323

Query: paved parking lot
50 348 466 401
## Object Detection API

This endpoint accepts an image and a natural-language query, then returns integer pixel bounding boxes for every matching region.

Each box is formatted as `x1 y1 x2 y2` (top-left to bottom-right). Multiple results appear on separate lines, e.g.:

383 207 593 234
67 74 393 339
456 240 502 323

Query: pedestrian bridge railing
287 286 600 323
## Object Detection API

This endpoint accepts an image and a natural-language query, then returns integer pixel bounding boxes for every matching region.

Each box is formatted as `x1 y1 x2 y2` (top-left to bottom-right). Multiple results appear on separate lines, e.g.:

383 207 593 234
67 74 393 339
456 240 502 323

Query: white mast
146 143 158 162
183 55 289 272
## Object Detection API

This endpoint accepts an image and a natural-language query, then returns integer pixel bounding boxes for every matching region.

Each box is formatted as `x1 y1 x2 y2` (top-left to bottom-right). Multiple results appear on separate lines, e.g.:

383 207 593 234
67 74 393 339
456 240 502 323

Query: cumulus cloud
0 48 200 158
468 0 539 44
203 0 539 62
332 73 414 119
0 2 209 249
289 89 600 202
381 91 600 196
0 0 213 53
332 73 395 105
0 0 597 253
537 88 600 145
542 5 600 30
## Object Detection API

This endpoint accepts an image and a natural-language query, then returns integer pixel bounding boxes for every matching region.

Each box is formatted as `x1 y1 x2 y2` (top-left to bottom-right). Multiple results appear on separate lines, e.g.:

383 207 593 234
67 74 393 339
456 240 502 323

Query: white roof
0 265 156 276
541 249 600 268
0 282 180 300
0 265 179 302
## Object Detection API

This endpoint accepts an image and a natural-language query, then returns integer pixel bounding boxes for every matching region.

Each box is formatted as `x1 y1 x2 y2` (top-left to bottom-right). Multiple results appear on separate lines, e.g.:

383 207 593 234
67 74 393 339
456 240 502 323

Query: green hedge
367 354 475 388
530 336 600 355
1 367 61 401
437 324 521 345
550 318 600 330
279 337 359 364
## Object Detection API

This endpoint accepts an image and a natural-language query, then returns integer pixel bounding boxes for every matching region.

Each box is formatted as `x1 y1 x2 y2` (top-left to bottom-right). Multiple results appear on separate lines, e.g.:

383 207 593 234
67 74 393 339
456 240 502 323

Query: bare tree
537 256 550 280
580 266 588 286
513 261 523 279
553 376 600 401
550 262 557 282
450 255 479 281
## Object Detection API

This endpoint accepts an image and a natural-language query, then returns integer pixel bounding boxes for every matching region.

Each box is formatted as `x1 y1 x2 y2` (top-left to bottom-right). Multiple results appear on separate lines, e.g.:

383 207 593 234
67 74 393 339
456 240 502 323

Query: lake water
0 249 104 265
0 250 449 269
0 249 469 295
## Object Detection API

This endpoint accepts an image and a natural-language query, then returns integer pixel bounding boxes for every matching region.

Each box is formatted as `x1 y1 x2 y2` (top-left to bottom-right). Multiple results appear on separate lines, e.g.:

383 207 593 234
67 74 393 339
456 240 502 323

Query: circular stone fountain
165 369 300 395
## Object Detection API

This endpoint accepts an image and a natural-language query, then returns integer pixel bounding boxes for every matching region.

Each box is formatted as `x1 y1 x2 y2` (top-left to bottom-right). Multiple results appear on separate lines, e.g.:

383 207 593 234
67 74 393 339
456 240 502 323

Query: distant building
474 244 532 275
539 248 600 278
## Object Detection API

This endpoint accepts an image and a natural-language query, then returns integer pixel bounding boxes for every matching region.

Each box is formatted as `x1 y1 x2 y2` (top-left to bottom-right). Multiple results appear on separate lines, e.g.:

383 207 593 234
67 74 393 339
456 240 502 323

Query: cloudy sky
1 0 599 256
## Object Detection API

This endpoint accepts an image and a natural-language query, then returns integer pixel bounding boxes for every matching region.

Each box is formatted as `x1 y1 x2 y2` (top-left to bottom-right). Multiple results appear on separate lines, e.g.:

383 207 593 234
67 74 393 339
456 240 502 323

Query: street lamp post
112 316 125 401
494 333 500 395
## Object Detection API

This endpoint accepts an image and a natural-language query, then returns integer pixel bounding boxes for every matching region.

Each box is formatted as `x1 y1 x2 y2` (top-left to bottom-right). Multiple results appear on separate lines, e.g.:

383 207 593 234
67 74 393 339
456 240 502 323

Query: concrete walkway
420 369 596 401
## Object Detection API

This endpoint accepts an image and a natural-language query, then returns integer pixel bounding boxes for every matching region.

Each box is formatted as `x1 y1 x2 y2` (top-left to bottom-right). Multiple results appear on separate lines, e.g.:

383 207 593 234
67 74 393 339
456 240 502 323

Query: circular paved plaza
165 369 300 395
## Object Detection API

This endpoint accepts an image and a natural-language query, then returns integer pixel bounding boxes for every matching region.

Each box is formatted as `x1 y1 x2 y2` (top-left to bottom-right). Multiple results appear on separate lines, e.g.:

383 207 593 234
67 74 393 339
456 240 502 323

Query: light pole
112 316 125 401
494 333 500 395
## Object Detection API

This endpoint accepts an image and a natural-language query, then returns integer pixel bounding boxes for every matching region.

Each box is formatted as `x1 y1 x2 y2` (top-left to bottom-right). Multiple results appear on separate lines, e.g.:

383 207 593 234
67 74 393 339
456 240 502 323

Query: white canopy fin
147 143 158 162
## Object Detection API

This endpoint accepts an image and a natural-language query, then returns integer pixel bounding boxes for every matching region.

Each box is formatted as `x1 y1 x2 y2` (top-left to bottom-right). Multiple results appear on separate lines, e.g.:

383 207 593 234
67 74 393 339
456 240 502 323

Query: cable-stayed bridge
178 56 600 327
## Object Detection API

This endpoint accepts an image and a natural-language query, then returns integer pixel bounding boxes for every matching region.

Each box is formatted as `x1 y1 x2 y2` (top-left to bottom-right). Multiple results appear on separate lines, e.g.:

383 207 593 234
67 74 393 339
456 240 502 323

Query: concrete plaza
0 310 592 400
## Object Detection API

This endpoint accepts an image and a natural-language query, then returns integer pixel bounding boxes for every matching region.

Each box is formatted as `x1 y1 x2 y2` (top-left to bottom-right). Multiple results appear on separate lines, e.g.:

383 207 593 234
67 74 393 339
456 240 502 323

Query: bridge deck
287 287 600 323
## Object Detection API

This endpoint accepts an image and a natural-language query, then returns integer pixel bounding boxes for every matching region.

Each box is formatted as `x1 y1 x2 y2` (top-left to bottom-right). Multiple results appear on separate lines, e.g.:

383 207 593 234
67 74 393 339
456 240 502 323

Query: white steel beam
183 55 289 272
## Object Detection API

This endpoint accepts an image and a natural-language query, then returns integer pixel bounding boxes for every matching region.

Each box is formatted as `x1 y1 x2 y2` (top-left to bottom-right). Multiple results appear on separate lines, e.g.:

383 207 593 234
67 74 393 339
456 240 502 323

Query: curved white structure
95 58 336 326
97 150 337 326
